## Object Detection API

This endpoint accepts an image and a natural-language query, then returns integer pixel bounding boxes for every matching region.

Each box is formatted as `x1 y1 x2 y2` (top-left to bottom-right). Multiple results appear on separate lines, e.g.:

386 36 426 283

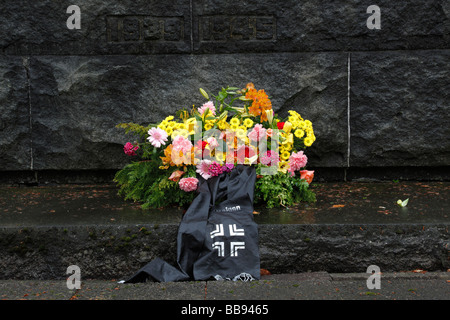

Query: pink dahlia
179 177 199 192
196 159 212 179
172 135 193 153
198 101 216 116
123 142 139 156
260 150 280 165
248 124 267 142
206 137 219 149
147 127 168 148
289 150 308 172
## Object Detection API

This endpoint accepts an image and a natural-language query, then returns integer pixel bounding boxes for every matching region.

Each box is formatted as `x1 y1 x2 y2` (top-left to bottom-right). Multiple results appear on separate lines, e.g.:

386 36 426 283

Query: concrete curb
0 222 448 280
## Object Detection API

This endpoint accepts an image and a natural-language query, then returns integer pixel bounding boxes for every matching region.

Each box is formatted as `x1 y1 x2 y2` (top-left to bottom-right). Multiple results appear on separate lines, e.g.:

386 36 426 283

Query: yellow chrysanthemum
236 128 247 140
158 120 168 129
230 118 240 126
230 124 239 131
281 151 290 161
304 136 313 147
166 121 176 129
217 119 228 130
294 129 305 138
288 116 298 124
288 110 302 119
291 120 300 129
171 129 189 139
165 127 173 136
298 121 307 130
243 118 254 128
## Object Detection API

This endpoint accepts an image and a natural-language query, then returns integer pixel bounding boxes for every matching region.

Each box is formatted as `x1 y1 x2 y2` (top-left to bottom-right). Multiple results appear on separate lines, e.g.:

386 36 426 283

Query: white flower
147 127 168 148
196 159 212 180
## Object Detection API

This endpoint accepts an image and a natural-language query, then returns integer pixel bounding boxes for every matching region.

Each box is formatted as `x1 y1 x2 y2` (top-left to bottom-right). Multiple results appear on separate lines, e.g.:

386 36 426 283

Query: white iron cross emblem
210 224 245 257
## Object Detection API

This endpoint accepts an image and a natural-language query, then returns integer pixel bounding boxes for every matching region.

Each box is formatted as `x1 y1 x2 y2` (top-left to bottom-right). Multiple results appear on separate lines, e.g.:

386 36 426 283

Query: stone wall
0 0 449 183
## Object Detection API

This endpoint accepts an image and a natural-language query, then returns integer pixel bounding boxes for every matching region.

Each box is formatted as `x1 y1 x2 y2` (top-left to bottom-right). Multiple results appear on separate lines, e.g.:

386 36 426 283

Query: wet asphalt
1 272 448 301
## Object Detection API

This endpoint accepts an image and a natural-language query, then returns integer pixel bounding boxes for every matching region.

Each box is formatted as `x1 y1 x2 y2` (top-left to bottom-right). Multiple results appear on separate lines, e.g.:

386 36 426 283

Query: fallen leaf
331 204 345 208
397 198 409 207
412 269 427 274
260 269 271 276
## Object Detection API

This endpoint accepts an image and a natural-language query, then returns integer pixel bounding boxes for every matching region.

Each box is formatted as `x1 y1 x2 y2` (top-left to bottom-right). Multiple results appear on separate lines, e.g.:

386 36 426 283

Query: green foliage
116 122 153 138
114 160 316 209
113 161 196 209
113 160 159 202
254 171 316 208
142 176 196 209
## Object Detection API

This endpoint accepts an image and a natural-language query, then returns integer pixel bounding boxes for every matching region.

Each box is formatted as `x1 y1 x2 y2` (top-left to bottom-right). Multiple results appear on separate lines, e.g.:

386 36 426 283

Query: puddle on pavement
0 182 448 227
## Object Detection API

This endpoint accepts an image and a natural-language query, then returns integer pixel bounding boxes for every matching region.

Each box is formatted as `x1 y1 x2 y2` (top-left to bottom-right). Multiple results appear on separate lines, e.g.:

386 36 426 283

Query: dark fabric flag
122 165 260 283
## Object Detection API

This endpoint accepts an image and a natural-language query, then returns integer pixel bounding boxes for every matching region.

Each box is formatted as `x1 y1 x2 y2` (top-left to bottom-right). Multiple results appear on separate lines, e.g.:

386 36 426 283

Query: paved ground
0 181 448 314
1 272 448 301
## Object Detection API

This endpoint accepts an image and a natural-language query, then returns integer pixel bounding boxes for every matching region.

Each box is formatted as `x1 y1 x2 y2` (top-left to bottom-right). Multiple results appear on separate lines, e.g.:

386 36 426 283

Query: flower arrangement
114 83 316 209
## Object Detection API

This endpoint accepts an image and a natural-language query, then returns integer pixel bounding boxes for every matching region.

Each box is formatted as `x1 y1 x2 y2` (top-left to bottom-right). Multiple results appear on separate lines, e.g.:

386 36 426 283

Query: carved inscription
199 15 276 42
107 15 184 42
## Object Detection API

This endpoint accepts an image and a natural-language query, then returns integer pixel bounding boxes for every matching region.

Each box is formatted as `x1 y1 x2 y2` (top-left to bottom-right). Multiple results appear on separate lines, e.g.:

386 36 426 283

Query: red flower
277 122 285 130
194 140 210 158
124 142 139 156
300 170 314 184
236 145 256 164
